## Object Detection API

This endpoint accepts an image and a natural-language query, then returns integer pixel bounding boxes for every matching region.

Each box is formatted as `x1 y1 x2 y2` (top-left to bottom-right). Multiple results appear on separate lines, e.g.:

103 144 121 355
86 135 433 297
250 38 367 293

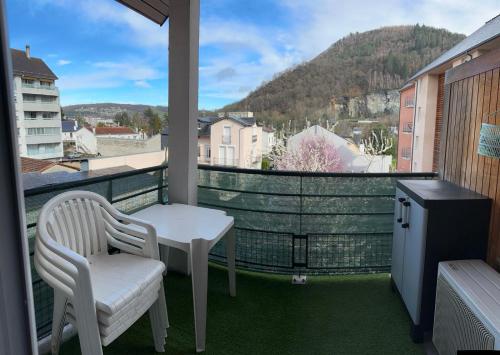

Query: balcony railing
22 83 56 90
24 164 435 339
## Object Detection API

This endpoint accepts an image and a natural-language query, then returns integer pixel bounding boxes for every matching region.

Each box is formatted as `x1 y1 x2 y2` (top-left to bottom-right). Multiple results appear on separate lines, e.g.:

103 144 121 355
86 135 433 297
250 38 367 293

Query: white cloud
31 0 168 48
134 80 152 88
58 61 161 90
57 59 71 66
281 0 500 61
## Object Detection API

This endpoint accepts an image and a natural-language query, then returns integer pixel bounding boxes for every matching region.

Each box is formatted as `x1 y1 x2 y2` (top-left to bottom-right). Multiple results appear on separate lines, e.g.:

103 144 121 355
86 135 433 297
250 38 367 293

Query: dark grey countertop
397 180 490 208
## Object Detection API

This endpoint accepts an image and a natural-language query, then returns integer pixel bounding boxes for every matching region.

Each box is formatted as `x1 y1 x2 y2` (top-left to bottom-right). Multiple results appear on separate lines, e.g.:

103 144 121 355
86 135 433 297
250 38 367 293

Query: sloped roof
212 115 255 127
95 126 136 135
20 157 56 173
11 48 57 80
409 14 500 81
116 0 169 26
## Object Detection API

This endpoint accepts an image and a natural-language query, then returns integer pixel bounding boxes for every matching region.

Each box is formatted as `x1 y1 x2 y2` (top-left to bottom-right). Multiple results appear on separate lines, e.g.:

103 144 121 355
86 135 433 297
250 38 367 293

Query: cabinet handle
401 200 410 229
397 197 404 223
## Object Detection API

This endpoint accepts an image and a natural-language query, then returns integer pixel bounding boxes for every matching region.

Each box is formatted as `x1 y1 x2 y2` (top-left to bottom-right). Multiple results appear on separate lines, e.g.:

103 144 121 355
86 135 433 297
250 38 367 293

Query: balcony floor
60 264 424 354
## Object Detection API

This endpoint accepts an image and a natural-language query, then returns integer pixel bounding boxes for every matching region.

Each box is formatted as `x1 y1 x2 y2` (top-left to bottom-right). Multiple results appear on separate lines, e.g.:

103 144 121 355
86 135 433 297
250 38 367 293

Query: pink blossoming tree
274 136 344 172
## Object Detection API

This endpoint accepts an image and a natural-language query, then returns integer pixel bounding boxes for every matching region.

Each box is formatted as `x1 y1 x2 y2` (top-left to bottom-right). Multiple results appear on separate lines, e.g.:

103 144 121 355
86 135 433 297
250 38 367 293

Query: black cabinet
391 180 491 342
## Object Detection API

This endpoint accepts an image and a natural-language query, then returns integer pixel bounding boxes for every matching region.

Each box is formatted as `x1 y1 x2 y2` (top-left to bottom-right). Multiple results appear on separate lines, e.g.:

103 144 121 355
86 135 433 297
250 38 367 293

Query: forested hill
224 25 465 125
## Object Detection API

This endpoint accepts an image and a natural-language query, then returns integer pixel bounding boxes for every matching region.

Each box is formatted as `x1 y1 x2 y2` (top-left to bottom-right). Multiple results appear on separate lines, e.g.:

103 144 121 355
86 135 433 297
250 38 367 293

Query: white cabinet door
401 197 428 324
391 188 406 293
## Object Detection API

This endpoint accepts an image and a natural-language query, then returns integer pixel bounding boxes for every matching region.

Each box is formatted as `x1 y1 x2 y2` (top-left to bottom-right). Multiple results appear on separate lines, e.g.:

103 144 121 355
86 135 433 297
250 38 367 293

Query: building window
218 145 235 166
27 127 60 136
27 143 59 156
22 79 34 87
23 94 36 102
252 134 257 143
41 96 56 103
404 96 415 107
39 81 52 88
402 122 413 133
222 126 231 144
25 112 37 119
401 147 412 160
42 112 57 119
204 145 211 159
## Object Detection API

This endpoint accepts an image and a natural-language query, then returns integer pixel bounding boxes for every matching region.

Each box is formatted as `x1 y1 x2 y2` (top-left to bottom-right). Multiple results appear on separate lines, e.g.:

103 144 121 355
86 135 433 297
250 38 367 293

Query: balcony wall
23 165 435 339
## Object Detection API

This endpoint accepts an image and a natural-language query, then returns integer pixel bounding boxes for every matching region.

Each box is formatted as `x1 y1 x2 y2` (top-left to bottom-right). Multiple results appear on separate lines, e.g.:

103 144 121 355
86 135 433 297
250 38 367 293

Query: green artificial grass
60 264 424 355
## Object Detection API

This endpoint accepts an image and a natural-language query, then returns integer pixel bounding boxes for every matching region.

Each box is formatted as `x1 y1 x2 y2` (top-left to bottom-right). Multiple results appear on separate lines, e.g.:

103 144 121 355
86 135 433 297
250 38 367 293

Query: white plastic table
131 203 236 352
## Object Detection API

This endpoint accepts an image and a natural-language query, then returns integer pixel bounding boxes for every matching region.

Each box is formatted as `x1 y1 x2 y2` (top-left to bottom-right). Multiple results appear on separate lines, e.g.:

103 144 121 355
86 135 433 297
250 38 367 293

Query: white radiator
433 260 500 354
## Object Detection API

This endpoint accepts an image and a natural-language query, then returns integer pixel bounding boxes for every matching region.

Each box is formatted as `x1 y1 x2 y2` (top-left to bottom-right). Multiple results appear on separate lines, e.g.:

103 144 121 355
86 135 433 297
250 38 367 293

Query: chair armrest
101 207 160 260
35 230 93 300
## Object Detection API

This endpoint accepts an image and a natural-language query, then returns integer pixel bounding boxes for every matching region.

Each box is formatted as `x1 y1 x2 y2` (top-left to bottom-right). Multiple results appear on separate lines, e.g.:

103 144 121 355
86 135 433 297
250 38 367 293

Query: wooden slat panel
463 75 479 189
481 68 499 196
444 82 458 181
476 70 493 193
487 71 500 263
470 73 486 190
440 47 500 266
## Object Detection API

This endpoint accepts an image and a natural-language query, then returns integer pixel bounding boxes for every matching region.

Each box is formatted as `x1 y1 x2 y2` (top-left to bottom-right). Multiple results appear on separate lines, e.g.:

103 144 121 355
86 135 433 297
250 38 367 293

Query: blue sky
6 0 499 109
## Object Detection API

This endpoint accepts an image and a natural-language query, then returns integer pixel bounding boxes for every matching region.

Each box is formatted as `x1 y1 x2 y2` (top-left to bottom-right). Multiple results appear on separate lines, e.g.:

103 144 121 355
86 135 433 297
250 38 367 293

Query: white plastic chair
34 191 168 355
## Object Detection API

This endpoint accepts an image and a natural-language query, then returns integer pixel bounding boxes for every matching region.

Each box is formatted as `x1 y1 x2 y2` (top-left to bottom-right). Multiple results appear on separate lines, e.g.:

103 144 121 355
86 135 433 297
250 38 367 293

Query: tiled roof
262 126 275 133
20 157 56 173
95 126 136 135
11 48 57 80
409 14 500 81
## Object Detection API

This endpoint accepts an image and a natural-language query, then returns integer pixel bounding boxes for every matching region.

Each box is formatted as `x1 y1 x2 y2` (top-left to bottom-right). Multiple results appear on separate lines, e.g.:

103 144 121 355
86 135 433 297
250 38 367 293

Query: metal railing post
107 179 113 203
158 167 164 204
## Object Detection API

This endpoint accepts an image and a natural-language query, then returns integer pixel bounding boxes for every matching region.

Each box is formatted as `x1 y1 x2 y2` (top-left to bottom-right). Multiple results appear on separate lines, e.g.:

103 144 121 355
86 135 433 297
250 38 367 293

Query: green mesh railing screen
26 165 434 340
199 168 435 274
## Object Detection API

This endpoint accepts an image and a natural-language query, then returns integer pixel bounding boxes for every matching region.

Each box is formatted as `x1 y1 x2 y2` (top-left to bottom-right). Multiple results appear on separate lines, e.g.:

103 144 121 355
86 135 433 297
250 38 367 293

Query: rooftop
11 48 57 80
95 126 136 135
20 157 57 173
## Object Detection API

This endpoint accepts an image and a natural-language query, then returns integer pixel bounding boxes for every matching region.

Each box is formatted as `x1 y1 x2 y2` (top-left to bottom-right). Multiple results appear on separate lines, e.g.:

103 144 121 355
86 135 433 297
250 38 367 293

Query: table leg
226 227 236 297
160 245 169 276
190 239 209 353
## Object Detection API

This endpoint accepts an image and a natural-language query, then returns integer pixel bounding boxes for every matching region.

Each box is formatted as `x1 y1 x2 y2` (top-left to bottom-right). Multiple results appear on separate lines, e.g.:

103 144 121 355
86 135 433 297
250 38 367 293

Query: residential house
261 126 276 155
194 114 264 169
398 14 500 172
12 46 63 159
397 83 415 172
287 125 392 172
61 120 98 155
208 115 262 169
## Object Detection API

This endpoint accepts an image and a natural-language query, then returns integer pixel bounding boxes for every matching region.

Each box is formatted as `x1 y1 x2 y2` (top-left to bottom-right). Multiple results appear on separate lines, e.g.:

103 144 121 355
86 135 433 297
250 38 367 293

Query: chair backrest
37 191 110 257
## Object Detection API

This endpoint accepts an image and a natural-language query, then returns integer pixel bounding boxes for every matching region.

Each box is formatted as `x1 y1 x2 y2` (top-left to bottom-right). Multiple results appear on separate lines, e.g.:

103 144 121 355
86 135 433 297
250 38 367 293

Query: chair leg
149 287 168 352
51 291 67 355
74 299 103 355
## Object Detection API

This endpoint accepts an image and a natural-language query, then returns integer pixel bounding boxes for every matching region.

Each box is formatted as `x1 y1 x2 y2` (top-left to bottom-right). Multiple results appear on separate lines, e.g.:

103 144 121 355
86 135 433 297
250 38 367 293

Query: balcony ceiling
116 0 169 26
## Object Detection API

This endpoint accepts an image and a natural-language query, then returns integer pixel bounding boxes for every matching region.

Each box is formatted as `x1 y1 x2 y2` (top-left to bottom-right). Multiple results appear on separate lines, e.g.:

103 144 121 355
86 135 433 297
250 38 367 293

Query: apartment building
396 83 415 172
398 15 500 172
12 46 63 160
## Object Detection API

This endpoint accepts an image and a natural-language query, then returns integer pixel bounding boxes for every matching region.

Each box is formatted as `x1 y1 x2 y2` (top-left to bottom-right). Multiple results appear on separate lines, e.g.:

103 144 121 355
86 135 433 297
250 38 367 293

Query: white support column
166 0 200 274
167 0 199 205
